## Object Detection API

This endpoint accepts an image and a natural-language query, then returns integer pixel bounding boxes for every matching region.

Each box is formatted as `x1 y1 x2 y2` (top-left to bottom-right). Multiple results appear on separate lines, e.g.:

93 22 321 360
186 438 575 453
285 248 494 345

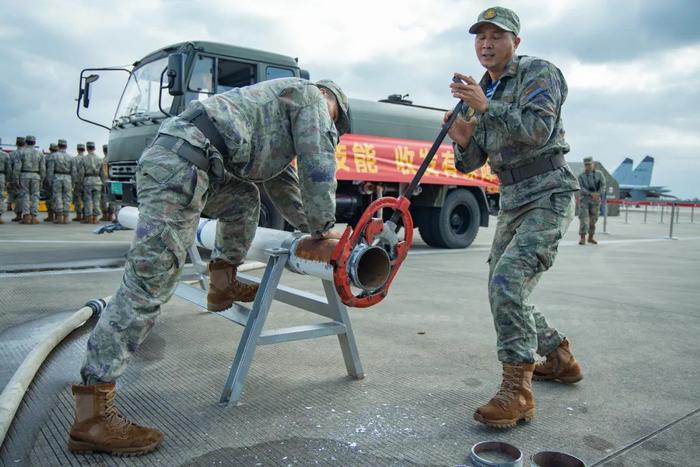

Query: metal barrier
601 199 700 239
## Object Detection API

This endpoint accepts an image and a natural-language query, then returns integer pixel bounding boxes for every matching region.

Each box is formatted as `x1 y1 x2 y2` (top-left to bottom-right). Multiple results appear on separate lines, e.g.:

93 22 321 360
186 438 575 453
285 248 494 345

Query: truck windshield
114 57 173 124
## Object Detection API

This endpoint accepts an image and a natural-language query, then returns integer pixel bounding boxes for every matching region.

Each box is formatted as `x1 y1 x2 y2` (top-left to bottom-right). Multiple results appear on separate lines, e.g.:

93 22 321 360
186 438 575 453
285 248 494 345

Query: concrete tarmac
0 209 699 466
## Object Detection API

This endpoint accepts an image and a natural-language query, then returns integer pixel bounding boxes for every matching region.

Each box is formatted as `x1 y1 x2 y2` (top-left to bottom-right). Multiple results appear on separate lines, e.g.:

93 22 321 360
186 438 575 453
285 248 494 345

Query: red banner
335 133 500 193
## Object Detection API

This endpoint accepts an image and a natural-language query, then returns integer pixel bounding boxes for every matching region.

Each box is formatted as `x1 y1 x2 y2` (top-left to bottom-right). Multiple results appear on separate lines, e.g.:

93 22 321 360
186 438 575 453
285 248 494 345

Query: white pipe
0 297 110 447
118 207 334 280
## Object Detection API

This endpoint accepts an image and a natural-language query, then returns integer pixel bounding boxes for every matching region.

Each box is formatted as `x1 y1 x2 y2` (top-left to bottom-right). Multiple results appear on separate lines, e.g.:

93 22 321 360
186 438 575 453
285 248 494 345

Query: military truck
77 41 499 248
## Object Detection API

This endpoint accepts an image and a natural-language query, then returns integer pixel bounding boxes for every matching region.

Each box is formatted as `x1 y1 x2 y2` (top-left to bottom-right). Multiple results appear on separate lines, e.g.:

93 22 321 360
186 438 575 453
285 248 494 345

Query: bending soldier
71 78 348 456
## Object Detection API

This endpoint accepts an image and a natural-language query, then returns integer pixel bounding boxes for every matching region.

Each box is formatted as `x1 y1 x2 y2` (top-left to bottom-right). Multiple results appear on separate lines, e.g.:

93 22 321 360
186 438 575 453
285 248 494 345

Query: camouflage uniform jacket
44 152 57 186
72 154 85 186
454 55 579 210
578 170 606 198
0 151 10 181
158 77 337 236
47 151 78 180
13 147 45 182
79 152 105 186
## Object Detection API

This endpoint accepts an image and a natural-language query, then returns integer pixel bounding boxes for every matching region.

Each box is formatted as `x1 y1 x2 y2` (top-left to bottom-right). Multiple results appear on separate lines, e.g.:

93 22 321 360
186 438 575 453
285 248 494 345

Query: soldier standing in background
9 136 26 222
13 135 45 224
72 143 86 221
43 143 59 222
80 141 105 224
577 156 606 245
0 143 9 224
100 144 115 222
447 6 582 429
48 139 77 224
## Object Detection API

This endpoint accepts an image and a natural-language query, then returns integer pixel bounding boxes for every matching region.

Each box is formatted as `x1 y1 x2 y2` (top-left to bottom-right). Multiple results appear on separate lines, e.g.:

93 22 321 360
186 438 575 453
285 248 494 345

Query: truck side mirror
300 69 310 80
82 74 100 108
167 53 186 96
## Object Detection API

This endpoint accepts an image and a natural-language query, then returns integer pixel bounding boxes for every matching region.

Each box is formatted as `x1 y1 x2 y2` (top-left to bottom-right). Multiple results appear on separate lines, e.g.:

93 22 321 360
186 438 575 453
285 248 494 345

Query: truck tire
418 189 480 248
259 192 285 230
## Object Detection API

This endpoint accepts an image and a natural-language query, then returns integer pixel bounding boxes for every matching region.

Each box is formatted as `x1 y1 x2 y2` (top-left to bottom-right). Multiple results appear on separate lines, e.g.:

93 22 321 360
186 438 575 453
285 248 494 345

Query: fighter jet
612 156 671 201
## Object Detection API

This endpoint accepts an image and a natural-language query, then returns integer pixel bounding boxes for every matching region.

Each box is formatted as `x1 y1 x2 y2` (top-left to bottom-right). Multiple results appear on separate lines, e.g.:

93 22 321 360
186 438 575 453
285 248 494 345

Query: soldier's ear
513 35 521 49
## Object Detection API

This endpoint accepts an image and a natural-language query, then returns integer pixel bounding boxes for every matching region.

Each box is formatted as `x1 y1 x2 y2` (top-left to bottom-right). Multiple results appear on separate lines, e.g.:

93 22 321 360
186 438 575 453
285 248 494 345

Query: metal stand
176 246 364 406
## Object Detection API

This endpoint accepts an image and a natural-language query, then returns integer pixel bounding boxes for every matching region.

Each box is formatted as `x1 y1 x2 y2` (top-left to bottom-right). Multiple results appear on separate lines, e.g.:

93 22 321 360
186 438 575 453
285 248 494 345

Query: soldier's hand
592 193 601 201
450 72 489 114
444 110 477 149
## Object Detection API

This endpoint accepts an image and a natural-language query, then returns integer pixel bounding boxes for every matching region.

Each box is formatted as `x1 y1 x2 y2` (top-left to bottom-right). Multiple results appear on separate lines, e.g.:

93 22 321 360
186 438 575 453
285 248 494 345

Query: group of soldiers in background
0 136 116 225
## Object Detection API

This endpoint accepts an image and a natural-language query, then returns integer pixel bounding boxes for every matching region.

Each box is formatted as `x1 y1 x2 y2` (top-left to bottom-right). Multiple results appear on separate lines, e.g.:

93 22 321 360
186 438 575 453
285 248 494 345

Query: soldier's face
474 24 520 74
585 163 593 172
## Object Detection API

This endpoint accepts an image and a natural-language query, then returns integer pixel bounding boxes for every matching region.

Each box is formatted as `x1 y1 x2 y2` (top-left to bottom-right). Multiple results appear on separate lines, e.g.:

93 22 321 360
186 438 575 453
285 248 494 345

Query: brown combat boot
30 215 40 224
12 213 22 222
587 234 597 245
20 214 31 224
92 215 100 224
68 383 164 456
474 362 536 429
44 211 54 222
578 235 586 245
207 261 259 311
0 216 4 225
53 213 63 224
101 213 111 222
73 214 83 222
533 338 583 384
62 214 71 224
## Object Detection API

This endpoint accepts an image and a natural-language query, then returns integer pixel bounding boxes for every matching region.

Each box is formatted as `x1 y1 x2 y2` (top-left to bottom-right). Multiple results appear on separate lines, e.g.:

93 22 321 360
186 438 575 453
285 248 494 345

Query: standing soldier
100 144 115 222
80 141 104 224
13 135 46 224
72 143 86 222
577 157 606 245
43 143 59 222
48 139 76 224
447 6 582 428
0 145 10 224
9 136 26 222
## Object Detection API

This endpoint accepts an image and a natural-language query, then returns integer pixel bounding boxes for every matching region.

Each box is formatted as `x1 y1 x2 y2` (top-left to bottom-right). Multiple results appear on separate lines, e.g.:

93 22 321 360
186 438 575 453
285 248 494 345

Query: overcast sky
1 0 699 198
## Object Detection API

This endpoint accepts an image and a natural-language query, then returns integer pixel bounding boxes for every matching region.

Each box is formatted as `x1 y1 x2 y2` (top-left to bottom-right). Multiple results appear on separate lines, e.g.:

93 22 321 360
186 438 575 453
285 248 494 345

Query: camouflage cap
469 6 520 35
49 143 58 151
86 141 96 149
583 156 594 164
57 139 67 147
25 135 36 144
77 143 86 150
315 79 350 136
16 136 25 145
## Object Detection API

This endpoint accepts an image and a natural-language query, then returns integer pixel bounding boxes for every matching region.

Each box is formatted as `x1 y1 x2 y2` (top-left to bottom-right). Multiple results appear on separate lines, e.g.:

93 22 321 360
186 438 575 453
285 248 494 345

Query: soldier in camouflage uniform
43 143 59 222
80 141 105 224
448 6 583 429
100 144 116 222
577 156 606 245
48 139 76 224
12 135 45 224
71 78 349 456
72 143 86 221
0 144 10 224
8 136 26 222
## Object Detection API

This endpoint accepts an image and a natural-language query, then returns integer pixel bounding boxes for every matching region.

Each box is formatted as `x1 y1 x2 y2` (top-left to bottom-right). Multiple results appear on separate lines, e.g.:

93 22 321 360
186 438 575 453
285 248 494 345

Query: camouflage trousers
488 191 575 363
578 196 601 236
17 176 41 216
73 184 84 216
81 144 261 384
0 176 6 214
51 176 73 215
83 183 103 217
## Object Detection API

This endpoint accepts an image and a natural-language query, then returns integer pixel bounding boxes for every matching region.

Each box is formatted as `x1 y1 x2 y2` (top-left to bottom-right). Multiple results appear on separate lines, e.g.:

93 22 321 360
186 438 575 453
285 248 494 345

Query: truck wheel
259 192 285 230
419 189 480 248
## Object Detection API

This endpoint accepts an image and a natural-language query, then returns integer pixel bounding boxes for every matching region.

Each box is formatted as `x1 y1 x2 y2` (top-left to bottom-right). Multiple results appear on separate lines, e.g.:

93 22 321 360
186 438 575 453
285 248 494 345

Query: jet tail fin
612 157 634 184
632 156 654 186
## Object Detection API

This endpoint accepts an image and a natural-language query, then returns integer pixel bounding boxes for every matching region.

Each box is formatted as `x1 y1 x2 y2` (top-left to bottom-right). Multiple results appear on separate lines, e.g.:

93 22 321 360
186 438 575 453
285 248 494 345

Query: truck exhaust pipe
117 207 392 301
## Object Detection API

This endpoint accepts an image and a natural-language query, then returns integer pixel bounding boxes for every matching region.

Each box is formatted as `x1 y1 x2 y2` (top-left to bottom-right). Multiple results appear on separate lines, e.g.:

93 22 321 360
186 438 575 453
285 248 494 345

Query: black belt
498 153 567 186
21 171 39 173
179 106 227 156
54 172 71 175
153 134 211 172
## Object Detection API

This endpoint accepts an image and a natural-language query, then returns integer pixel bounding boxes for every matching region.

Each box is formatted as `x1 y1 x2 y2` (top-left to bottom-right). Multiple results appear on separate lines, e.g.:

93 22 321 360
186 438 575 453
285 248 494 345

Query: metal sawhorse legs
176 246 364 406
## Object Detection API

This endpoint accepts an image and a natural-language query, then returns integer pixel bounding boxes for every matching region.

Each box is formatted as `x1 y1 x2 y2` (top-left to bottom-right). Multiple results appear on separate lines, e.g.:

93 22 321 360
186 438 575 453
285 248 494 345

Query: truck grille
109 162 137 181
